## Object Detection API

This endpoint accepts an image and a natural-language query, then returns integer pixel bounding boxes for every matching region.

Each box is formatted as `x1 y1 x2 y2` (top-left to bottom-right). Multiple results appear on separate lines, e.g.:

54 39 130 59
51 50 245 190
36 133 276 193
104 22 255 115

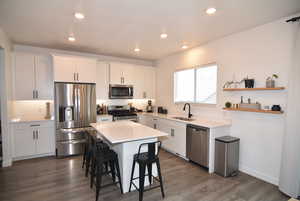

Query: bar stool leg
129 159 136 192
95 160 103 201
82 144 86 168
109 160 116 183
139 164 146 201
156 159 165 198
90 157 96 188
147 163 152 185
85 151 91 177
115 158 123 194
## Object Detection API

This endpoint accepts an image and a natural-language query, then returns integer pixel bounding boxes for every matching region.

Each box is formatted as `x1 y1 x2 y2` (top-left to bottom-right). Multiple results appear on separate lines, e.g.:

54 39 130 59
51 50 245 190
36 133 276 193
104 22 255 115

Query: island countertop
90 120 168 144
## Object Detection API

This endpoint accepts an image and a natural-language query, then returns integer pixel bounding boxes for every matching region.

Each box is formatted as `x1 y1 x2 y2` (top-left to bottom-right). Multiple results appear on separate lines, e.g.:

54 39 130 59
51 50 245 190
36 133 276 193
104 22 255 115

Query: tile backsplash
12 99 154 120
12 100 54 119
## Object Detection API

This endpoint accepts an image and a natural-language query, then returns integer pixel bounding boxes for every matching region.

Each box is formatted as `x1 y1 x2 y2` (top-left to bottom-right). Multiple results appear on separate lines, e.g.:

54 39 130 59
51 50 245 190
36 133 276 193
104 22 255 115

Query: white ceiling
0 0 299 61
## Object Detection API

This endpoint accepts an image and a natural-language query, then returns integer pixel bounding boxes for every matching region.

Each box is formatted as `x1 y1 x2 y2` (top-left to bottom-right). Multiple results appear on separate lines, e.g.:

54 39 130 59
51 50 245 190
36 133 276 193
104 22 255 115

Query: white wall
156 16 297 185
0 27 13 167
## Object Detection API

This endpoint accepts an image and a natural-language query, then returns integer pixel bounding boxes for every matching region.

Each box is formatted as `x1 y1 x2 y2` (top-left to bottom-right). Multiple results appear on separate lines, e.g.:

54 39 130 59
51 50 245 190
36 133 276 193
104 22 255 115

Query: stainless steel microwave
109 84 134 99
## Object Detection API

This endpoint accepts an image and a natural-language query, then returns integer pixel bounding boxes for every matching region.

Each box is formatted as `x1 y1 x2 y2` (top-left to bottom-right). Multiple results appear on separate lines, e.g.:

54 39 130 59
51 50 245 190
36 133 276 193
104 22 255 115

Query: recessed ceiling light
134 48 140 52
74 12 85 20
160 33 168 39
182 45 188 49
206 7 216 15
68 36 76 42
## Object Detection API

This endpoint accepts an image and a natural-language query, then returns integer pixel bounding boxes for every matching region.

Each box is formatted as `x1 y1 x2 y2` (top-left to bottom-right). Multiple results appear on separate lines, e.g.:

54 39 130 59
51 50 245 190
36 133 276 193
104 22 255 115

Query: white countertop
90 121 168 144
10 117 54 123
138 112 231 128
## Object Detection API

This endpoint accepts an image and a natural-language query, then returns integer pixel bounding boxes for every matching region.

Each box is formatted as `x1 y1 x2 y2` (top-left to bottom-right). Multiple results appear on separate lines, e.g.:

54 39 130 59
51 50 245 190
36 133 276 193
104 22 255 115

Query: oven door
109 84 133 99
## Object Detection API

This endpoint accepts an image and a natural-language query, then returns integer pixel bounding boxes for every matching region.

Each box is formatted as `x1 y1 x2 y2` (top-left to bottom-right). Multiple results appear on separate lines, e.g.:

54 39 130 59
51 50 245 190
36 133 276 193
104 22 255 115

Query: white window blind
174 64 217 104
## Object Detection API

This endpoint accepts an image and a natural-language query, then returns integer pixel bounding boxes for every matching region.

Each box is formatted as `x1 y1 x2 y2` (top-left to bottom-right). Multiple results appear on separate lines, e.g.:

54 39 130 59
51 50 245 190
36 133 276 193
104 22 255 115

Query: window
174 64 217 104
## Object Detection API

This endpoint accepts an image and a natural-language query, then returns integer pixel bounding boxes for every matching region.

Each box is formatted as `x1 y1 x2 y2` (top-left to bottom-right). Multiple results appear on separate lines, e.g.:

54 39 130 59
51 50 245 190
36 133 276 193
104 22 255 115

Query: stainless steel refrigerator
54 82 96 157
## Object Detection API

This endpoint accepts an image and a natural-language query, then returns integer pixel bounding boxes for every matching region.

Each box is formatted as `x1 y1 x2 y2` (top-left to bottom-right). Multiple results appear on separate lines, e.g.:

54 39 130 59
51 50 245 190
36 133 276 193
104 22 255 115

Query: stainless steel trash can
214 136 240 177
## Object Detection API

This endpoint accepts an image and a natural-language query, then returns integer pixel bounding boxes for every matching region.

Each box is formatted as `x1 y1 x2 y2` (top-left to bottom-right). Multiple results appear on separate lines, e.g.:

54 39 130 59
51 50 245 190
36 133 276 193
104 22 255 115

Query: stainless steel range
54 82 96 157
108 105 138 121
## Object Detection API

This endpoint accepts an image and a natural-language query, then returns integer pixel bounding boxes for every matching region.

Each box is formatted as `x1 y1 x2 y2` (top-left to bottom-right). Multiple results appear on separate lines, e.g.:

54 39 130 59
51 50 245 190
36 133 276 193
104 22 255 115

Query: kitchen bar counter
90 120 168 193
138 112 231 128
90 121 167 144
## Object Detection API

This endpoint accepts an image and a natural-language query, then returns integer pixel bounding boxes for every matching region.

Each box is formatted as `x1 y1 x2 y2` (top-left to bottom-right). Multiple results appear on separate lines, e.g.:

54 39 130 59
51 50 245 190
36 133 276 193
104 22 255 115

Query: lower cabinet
12 121 55 160
138 115 187 157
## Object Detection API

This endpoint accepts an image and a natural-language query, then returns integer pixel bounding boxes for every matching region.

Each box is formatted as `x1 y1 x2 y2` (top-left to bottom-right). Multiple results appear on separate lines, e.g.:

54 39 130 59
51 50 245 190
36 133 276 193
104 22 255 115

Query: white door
53 56 76 82
96 62 109 99
14 52 35 100
76 57 97 83
35 127 52 155
13 128 36 158
35 55 53 99
109 62 124 84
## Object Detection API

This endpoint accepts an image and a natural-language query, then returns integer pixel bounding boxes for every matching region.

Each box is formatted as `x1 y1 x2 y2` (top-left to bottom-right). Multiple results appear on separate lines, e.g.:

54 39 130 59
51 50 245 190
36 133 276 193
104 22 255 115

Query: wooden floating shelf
223 107 284 114
223 87 285 91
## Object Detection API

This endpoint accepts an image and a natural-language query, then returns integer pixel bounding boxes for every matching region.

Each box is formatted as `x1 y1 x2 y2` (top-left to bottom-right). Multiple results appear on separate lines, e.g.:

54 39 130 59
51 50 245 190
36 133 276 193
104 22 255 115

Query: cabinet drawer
13 121 54 130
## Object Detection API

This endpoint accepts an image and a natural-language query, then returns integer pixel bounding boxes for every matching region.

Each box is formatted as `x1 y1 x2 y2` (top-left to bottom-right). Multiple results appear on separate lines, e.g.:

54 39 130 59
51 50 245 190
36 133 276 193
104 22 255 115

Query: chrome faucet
183 103 193 119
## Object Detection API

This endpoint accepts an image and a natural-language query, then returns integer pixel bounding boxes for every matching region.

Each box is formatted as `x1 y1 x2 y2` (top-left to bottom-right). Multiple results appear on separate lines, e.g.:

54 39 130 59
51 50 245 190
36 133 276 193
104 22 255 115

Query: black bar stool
90 141 110 188
82 132 91 169
129 141 165 201
94 149 123 201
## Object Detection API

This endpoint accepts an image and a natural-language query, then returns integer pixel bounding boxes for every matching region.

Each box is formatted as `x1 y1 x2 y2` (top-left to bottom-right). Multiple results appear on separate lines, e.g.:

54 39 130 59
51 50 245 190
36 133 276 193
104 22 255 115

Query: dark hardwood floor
0 150 288 201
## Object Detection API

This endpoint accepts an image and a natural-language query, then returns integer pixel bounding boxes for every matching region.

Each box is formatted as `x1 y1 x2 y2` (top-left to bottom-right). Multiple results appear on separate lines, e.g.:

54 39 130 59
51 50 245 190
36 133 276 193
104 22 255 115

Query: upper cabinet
109 62 156 99
14 52 53 100
53 55 97 83
96 61 110 100
109 62 134 85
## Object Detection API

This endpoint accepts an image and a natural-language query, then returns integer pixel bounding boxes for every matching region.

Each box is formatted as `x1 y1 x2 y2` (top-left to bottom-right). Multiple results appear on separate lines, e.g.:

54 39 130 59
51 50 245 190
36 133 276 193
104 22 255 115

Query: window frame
173 62 218 105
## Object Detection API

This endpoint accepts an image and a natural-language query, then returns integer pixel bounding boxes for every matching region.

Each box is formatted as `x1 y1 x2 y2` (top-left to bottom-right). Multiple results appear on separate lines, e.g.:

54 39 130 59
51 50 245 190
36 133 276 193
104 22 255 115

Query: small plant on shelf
266 74 278 88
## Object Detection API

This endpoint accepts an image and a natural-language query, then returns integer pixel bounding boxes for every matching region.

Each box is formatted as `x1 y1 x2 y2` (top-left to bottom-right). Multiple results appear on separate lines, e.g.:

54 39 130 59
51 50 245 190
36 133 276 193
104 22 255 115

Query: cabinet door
53 56 76 82
109 62 124 84
14 52 35 100
122 63 134 85
13 128 35 158
76 58 97 83
35 55 53 99
172 122 187 157
144 67 156 99
96 62 109 99
132 66 145 99
35 127 53 155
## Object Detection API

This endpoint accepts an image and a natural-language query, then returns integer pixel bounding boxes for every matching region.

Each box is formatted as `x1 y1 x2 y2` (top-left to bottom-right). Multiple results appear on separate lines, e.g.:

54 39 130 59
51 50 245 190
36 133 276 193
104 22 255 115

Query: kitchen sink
172 116 195 121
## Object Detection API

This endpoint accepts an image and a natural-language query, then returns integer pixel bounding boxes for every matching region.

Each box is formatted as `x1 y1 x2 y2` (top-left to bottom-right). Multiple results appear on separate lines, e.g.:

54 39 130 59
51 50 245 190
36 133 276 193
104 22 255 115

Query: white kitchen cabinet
76 57 97 83
14 52 53 100
53 55 97 83
143 67 156 99
109 62 134 85
13 127 36 158
132 65 156 99
96 62 110 99
157 118 186 157
12 121 55 160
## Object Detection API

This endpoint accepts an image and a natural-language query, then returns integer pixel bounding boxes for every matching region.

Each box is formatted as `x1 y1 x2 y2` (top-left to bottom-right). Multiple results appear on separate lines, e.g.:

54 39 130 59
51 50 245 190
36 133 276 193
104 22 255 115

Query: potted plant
244 76 255 88
266 74 278 88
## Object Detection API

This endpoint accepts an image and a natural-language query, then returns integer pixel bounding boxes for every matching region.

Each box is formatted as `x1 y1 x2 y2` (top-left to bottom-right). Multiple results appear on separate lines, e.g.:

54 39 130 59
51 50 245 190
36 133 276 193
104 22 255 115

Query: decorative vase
266 79 275 88
271 105 281 111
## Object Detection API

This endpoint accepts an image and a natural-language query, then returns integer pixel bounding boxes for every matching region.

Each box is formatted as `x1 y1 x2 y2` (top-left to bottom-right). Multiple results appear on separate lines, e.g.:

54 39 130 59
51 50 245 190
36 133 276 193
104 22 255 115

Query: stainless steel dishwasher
186 124 209 168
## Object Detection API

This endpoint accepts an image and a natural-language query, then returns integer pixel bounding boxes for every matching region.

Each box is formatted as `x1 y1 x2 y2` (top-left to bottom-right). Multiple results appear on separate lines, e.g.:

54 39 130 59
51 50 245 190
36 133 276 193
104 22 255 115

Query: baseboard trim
13 152 55 162
239 164 279 186
2 158 12 167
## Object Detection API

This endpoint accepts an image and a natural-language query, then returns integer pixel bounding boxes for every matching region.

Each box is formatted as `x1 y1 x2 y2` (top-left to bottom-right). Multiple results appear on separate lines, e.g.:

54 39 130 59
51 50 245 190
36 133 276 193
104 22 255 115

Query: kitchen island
90 120 168 193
